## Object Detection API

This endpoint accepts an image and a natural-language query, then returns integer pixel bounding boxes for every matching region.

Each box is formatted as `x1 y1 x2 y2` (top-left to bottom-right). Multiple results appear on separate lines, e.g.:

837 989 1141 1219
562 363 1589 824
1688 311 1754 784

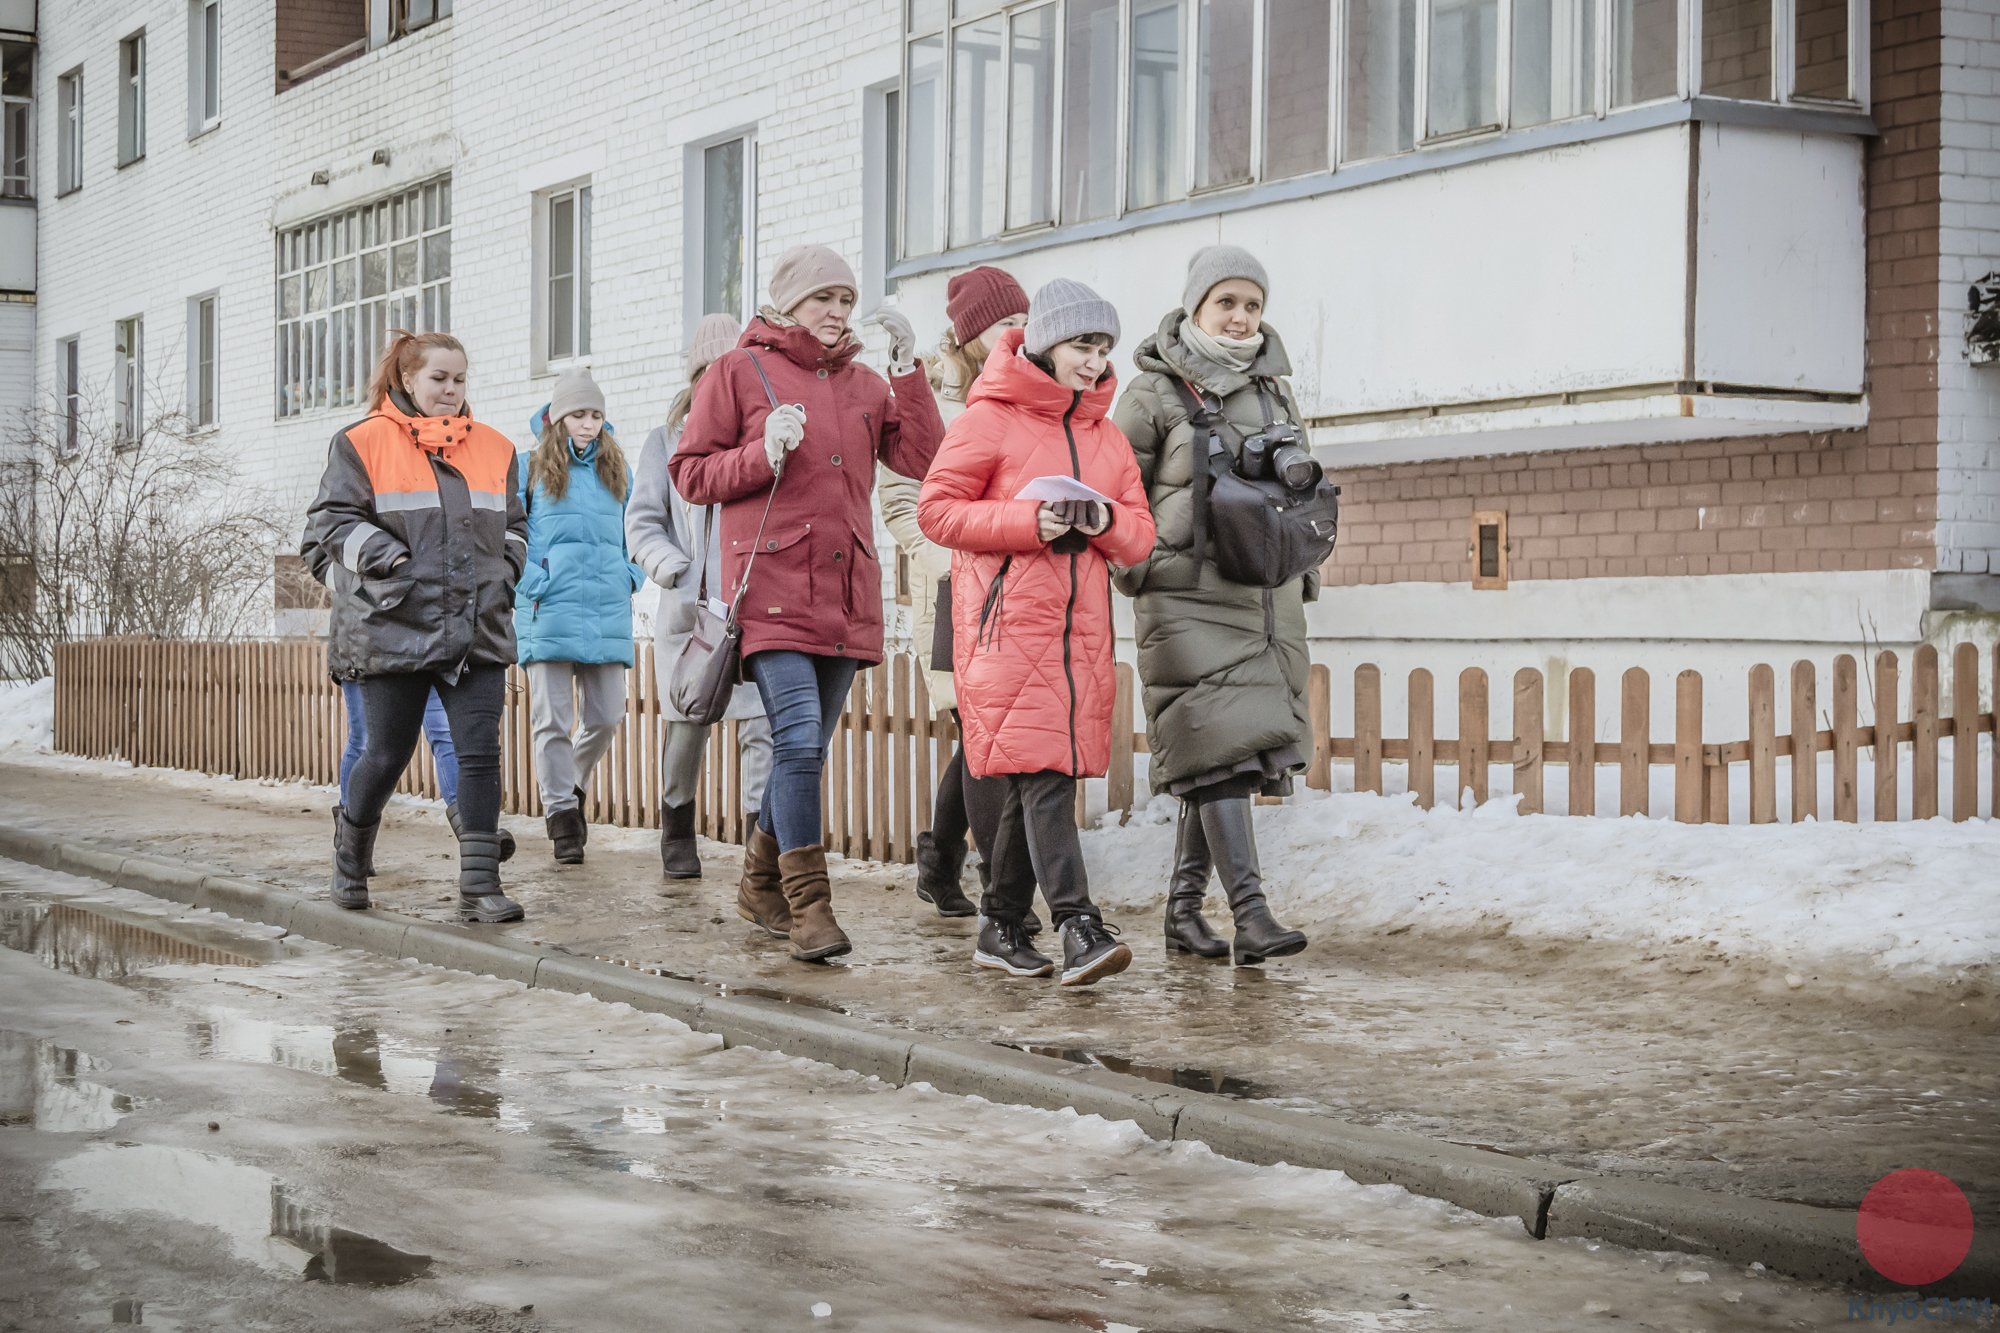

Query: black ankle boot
457 831 524 923
916 831 977 917
331 806 379 910
660 800 701 879
447 802 514 862
1197 796 1307 966
1163 801 1228 959
547 807 586 864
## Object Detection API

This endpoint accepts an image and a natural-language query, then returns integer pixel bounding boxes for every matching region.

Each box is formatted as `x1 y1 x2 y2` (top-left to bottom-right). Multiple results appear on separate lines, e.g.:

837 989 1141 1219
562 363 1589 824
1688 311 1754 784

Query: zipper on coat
1262 588 1274 645
1061 393 1082 775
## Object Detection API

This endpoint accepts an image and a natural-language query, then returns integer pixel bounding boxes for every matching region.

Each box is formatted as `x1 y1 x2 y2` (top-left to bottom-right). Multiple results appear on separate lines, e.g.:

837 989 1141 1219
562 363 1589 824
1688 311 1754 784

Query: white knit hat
768 244 858 316
689 313 742 375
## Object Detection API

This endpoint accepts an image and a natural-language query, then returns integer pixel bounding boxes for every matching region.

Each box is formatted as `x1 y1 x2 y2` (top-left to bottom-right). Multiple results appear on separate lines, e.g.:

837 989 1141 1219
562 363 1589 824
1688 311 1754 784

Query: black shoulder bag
668 351 787 725
1173 378 1340 589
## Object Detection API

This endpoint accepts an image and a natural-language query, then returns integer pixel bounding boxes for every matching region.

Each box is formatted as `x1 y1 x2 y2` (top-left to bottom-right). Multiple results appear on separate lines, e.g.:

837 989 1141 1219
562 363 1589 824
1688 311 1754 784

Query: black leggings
934 710 1006 861
345 667 507 833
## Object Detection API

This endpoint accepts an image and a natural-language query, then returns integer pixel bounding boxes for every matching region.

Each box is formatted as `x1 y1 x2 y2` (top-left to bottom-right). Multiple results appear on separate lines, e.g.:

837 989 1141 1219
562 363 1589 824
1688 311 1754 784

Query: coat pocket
357 573 417 615
726 521 812 617
841 524 880 620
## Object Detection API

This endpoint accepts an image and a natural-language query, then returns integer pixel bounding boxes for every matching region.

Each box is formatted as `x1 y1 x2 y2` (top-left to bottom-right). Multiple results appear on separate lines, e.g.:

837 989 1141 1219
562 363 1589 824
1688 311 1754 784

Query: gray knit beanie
1182 244 1269 317
1024 278 1120 357
547 366 605 425
688 313 742 375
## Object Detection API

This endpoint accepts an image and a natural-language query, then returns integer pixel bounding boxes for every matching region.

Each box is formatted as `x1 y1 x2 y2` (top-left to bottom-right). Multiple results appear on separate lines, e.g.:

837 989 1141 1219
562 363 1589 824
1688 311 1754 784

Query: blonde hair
368 329 467 413
926 329 990 399
664 359 717 436
528 414 629 504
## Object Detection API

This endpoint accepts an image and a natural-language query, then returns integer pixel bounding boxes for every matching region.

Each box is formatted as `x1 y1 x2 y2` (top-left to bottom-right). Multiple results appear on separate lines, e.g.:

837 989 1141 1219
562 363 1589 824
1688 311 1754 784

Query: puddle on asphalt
43 1142 432 1287
187 1014 503 1122
1001 1043 1272 1100
0 1030 134 1131
0 896 276 978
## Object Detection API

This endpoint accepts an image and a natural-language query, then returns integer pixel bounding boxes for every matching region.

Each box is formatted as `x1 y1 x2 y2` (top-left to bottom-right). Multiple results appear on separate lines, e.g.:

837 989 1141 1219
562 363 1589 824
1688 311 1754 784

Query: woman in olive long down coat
1111 245 1312 966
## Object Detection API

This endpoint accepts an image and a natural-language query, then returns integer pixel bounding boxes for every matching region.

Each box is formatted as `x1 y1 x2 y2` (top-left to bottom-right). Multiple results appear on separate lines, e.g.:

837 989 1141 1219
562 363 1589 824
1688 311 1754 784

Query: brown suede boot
736 823 790 939
778 844 851 962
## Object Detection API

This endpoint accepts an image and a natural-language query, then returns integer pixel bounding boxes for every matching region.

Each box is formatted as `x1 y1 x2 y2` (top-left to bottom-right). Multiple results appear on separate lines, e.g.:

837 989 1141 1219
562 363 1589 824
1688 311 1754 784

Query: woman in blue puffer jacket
517 367 643 864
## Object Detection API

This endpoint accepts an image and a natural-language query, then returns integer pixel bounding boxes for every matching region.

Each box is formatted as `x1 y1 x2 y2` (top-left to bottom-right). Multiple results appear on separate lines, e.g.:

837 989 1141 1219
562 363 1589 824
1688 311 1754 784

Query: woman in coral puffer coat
918 279 1154 988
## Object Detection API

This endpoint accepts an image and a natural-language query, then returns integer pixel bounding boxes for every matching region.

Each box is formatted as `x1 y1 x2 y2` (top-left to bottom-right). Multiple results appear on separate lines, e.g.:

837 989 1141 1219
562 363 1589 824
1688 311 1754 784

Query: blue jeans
340 679 458 807
744 651 859 853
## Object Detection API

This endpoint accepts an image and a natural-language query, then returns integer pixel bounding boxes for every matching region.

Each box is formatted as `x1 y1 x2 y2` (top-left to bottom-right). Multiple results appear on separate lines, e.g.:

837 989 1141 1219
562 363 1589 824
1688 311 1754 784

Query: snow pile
0 678 53 752
1080 788 2000 977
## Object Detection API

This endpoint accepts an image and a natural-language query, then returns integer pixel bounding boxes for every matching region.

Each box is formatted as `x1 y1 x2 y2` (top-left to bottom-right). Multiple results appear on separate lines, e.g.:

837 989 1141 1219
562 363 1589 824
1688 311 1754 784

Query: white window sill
188 120 221 143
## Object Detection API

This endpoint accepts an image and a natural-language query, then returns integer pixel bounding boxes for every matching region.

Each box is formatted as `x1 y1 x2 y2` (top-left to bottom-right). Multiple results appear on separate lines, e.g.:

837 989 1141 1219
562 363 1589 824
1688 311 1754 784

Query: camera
1236 420 1323 491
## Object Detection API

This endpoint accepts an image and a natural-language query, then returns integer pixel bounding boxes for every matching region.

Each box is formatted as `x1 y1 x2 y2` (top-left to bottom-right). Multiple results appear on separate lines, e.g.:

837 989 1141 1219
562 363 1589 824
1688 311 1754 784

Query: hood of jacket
1133 310 1295 400
966 327 1118 422
740 316 863 375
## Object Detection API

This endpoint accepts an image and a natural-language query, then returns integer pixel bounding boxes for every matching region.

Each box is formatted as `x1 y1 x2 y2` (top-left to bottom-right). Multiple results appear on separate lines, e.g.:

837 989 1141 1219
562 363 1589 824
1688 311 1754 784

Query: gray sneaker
1058 915 1131 987
974 917 1055 978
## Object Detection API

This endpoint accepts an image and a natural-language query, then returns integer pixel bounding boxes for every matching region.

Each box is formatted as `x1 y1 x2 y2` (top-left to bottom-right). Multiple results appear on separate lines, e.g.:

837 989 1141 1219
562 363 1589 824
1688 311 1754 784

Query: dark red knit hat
946 266 1030 346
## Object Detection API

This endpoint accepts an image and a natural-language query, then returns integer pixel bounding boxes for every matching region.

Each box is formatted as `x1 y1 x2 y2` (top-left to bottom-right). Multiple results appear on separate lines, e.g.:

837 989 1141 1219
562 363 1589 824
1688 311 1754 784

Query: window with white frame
118 32 146 166
114 317 144 443
58 337 81 454
371 0 454 49
275 177 451 418
2 42 30 199
57 68 82 195
537 183 592 367
188 294 219 428
903 0 1865 256
695 136 754 325
189 0 220 135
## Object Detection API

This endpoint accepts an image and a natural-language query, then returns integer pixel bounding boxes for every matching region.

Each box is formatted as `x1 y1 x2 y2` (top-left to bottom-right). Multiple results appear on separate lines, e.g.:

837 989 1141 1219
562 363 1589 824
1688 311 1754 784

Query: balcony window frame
900 0 1868 263
1 40 30 200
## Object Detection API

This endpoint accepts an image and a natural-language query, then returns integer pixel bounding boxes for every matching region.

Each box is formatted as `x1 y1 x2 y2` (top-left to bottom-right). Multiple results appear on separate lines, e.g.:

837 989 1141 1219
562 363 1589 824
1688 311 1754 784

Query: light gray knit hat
548 366 605 425
768 243 858 316
1182 244 1269 316
1024 278 1120 357
688 313 742 375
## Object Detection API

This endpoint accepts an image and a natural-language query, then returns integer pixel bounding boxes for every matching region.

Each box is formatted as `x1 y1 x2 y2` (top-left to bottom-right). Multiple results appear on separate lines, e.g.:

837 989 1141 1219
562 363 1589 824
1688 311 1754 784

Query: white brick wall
32 0 905 596
1937 0 2000 576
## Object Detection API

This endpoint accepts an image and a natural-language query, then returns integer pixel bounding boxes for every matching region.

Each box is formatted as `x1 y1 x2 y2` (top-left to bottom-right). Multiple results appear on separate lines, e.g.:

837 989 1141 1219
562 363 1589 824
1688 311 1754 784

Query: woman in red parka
918 279 1154 987
670 245 943 964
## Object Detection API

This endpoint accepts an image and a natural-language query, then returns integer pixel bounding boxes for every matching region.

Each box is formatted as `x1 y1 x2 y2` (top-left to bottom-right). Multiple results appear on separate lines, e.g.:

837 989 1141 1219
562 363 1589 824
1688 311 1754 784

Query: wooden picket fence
47 639 2000 866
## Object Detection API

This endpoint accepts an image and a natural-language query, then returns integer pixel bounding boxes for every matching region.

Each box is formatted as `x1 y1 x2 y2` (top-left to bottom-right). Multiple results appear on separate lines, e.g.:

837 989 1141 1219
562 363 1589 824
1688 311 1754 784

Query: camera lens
1272 444 1322 491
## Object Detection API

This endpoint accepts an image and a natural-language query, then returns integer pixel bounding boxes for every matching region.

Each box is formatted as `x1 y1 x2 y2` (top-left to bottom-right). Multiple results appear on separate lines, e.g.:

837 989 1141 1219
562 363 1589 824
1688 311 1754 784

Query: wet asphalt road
0 862 1861 1330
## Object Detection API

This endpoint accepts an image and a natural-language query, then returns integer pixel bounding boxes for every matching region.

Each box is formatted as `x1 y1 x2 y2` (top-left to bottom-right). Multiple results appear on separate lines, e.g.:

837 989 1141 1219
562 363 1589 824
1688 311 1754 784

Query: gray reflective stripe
340 522 388 572
375 491 443 513
467 490 507 511
505 532 527 546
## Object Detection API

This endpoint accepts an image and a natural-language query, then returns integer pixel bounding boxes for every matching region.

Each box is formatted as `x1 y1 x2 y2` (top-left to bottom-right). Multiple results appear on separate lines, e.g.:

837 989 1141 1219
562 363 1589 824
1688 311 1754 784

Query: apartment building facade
21 0 2000 730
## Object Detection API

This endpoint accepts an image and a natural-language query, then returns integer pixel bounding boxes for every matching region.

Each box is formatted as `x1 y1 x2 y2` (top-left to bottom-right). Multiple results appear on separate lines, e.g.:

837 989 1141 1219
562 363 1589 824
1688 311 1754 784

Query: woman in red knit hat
878 267 1036 926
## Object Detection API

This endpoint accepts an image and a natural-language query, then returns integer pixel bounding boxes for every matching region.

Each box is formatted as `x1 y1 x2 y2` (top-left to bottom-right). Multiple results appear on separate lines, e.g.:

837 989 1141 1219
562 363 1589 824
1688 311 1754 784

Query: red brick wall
1322 0 1941 589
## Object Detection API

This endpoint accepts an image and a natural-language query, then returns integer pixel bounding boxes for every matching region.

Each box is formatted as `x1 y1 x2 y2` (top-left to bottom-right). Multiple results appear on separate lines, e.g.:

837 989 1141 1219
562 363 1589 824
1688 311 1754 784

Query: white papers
1015 474 1112 504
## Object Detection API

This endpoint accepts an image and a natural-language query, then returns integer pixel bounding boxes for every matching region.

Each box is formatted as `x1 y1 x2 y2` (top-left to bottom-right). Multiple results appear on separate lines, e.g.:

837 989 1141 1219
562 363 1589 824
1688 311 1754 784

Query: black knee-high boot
1195 796 1307 965
1163 800 1228 958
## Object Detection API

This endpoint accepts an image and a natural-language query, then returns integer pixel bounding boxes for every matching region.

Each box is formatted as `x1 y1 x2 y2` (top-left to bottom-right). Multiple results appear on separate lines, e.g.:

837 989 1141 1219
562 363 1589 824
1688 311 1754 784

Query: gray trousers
527 661 628 812
662 716 773 813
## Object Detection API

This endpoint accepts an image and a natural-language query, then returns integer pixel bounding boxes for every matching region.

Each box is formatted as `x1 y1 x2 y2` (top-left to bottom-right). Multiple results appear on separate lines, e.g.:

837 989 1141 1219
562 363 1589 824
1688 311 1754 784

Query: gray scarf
1179 317 1264 377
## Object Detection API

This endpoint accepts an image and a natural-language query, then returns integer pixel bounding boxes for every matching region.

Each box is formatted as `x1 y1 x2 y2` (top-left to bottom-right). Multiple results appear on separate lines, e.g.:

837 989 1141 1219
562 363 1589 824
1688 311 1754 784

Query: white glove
871 308 917 374
762 403 807 473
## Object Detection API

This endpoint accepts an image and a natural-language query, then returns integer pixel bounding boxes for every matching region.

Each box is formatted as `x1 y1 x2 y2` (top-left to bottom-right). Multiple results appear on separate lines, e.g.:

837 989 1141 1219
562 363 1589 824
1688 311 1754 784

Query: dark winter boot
915 831 977 917
1197 797 1307 966
973 916 1054 977
573 787 590 846
331 806 378 911
778 844 851 962
975 856 1044 937
1163 801 1228 959
456 830 525 923
447 802 514 862
736 821 790 939
660 801 701 880
1057 914 1132 987
546 807 587 865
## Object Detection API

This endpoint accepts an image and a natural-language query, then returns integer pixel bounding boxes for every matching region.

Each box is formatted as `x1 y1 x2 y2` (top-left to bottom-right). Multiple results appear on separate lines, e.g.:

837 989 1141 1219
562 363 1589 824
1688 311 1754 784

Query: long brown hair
663 359 717 436
528 413 629 504
367 329 467 413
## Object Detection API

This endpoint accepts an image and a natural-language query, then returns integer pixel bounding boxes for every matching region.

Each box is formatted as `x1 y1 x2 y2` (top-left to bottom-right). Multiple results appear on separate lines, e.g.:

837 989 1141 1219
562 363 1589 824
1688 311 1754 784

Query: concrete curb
7 823 1979 1296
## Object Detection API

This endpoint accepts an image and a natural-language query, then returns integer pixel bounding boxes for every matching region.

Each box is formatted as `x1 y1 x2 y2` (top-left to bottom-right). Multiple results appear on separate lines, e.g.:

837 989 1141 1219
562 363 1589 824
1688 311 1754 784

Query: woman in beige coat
876 266 1032 922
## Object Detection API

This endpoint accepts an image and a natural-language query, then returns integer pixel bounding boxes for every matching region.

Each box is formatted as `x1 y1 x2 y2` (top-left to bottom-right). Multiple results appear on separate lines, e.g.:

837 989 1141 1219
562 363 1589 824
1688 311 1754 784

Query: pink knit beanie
688 313 741 375
768 244 858 316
